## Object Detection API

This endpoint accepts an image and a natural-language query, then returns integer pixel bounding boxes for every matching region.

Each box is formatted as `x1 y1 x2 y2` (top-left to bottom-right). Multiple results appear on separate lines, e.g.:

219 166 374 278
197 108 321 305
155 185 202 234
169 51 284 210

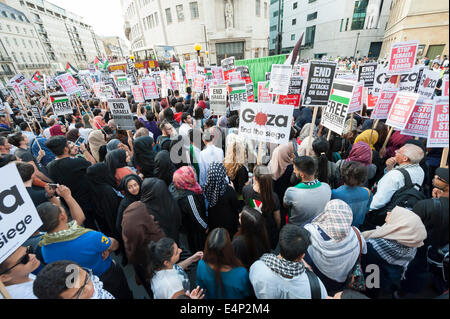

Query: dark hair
203 228 242 297
175 102 184 113
181 112 190 123
194 107 204 120
19 122 29 131
234 207 270 268
45 136 67 156
37 202 62 232
162 108 173 122
171 98 177 107
204 119 215 129
75 122 84 129
0 154 17 168
159 120 171 131
312 138 330 184
279 224 311 261
134 119 145 130
374 121 388 151
146 111 156 122
33 261 81 299
227 114 239 128
15 161 34 182
146 238 176 281
98 145 108 162
186 87 192 94
7 132 24 147
253 165 276 215
341 161 368 187
93 109 102 117
0 136 8 146
294 156 315 177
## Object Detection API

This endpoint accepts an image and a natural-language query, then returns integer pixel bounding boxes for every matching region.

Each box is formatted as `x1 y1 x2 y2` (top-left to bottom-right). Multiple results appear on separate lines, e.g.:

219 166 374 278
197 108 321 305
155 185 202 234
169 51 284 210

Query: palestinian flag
94 56 104 70
249 199 263 214
329 79 354 106
66 62 79 75
31 71 42 84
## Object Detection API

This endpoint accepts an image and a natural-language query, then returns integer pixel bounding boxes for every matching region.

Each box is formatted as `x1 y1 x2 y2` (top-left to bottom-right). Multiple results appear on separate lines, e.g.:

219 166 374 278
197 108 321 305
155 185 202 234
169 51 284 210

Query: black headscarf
105 149 128 179
154 150 176 186
86 163 121 239
117 174 142 235
132 136 157 178
140 178 181 243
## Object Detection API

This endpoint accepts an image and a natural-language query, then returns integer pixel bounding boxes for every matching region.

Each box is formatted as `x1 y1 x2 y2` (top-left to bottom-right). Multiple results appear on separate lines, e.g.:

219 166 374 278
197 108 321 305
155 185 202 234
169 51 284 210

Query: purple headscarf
346 141 372 166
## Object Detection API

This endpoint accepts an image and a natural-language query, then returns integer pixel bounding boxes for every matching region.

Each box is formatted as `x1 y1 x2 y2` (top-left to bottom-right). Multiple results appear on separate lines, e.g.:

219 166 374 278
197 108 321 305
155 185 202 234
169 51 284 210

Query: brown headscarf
88 129 107 162
121 201 165 265
268 142 294 180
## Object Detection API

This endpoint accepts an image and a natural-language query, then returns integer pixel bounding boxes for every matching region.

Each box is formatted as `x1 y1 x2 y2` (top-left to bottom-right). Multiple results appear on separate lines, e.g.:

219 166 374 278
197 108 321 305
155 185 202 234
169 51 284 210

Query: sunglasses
0 246 33 275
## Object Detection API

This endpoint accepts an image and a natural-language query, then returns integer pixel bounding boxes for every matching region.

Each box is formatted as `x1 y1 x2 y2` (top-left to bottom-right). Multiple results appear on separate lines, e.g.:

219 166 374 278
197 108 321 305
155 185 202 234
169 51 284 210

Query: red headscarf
173 166 202 194
346 141 372 166
49 124 65 137
197 101 207 110
94 116 107 129
386 131 413 159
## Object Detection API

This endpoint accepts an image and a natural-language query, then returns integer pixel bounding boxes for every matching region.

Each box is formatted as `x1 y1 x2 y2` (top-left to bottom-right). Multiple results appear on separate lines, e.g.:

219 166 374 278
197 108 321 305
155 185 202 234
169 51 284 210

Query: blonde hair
223 141 247 180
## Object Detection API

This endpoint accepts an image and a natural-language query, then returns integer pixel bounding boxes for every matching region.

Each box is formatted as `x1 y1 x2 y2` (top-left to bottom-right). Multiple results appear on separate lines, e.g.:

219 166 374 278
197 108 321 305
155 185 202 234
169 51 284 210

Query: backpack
364 168 426 228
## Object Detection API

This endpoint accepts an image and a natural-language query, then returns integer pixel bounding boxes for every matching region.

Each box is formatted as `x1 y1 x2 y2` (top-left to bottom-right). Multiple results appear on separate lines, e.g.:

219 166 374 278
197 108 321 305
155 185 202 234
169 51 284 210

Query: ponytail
145 238 175 281
313 138 330 184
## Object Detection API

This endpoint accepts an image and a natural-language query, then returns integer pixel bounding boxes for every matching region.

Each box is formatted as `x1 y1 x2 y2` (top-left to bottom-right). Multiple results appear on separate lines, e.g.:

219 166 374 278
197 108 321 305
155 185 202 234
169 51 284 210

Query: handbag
345 226 366 292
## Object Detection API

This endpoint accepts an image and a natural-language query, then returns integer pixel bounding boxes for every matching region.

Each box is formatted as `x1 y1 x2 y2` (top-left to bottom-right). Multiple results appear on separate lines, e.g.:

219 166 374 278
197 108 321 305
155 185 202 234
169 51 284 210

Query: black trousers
100 260 133 299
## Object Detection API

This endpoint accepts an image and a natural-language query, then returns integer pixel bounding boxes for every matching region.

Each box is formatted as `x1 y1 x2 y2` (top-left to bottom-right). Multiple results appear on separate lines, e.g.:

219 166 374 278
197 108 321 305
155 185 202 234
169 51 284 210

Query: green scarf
39 221 93 247
190 144 200 181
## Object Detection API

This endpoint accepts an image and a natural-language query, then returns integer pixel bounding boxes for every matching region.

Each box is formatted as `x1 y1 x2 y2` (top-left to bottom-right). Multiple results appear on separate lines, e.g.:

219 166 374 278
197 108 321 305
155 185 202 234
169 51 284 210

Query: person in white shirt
370 143 425 211
179 113 193 137
249 224 328 299
0 246 41 299
19 122 35 147
199 128 224 186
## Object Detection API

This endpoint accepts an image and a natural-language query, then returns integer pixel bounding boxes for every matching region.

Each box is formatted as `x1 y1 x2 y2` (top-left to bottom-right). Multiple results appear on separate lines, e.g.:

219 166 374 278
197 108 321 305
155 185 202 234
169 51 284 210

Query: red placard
401 99 433 138
185 60 198 80
141 78 159 99
348 82 364 113
55 73 80 96
131 85 145 103
193 75 205 93
229 71 242 83
371 88 398 120
386 91 419 130
258 82 273 103
388 41 419 75
427 98 449 148
279 95 301 108
443 75 449 97
211 67 224 82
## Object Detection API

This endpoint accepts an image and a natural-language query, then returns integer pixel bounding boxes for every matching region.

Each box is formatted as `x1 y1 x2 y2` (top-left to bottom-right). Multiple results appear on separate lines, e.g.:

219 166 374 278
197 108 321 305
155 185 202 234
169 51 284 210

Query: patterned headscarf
346 141 372 166
173 166 202 194
203 162 228 207
312 199 353 242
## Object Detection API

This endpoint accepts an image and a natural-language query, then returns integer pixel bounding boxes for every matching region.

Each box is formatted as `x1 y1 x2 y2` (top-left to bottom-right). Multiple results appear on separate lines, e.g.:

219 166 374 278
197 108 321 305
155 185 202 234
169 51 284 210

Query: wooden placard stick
441 148 449 168
380 75 402 152
349 112 354 132
327 129 332 141
0 280 11 299
308 106 319 155
25 121 42 151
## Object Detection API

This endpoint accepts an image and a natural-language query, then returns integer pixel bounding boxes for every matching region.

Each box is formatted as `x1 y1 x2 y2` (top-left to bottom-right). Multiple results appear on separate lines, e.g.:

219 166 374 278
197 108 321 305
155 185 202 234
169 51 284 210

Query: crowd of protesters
0 54 448 300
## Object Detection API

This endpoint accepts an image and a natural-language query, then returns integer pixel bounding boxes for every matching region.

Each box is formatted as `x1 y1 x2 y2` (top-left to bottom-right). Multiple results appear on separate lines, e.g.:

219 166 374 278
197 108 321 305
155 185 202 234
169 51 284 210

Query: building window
264 2 268 18
256 0 261 17
307 12 317 21
305 25 316 46
273 10 278 17
7 24 11 32
351 0 368 30
154 12 159 26
345 18 349 31
270 25 277 31
291 34 295 41
22 39 26 48
190 2 199 19
13 38 18 46
293 2 297 9
176 5 184 22
292 18 296 25
340 18 343 32
165 8 172 24
150 15 155 28
308 0 316 3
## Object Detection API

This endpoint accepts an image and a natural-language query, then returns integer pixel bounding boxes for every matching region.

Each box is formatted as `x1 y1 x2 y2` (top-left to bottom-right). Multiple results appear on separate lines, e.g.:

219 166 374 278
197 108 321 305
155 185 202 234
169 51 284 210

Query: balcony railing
0 56 13 62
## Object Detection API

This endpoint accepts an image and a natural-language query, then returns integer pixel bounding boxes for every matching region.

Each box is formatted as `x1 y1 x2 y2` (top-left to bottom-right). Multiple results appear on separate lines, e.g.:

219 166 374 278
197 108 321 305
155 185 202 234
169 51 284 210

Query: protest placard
141 78 159 100
258 82 272 103
320 79 354 135
388 40 419 75
236 66 252 84
385 91 419 130
209 85 228 116
443 74 449 97
348 81 364 113
229 81 248 111
193 75 206 93
93 82 103 98
99 85 115 101
239 102 294 145
30 106 41 121
397 66 422 93
221 57 236 81
401 99 433 138
0 164 43 264
50 93 72 116
268 65 292 96
371 88 398 120
116 76 131 92
279 76 303 108
78 85 90 101
131 85 145 103
265 72 271 81
229 71 242 83
247 83 255 103
107 98 135 130
416 68 440 99
358 63 377 88
211 66 224 82
427 97 449 148
55 73 80 96
303 61 337 107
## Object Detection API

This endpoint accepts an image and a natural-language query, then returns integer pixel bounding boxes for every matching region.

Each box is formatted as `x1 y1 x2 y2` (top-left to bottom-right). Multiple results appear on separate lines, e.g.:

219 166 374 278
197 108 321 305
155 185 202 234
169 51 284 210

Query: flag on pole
31 71 42 84
94 56 103 70
284 32 304 66
65 62 79 75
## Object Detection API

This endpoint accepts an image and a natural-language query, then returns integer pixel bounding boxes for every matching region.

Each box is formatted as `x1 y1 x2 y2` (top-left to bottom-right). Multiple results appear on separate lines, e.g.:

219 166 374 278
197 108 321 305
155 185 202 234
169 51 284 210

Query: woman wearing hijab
361 206 427 298
154 150 176 186
117 174 142 236
354 129 379 151
169 166 208 252
203 163 241 238
49 124 66 137
66 128 80 143
140 178 182 244
105 149 135 186
88 130 107 163
303 199 367 296
132 136 157 178
353 129 384 183
106 139 121 153
86 163 123 241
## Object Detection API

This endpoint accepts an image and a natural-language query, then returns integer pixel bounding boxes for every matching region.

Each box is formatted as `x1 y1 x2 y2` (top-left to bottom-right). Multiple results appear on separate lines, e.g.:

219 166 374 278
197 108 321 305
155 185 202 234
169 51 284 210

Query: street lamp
194 43 202 65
